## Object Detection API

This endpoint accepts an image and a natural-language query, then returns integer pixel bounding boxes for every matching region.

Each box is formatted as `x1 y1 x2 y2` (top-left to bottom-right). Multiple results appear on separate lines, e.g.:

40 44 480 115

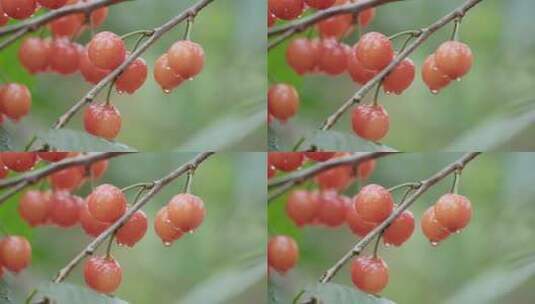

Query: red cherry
0 236 31 273
115 57 148 94
84 256 122 294
167 193 205 233
268 235 299 273
353 184 394 223
90 159 108 180
0 158 8 179
79 46 111 85
49 39 80 75
38 0 67 9
0 3 9 26
382 57 415 95
0 0 36 19
305 0 335 9
79 201 111 237
358 7 375 28
351 104 390 142
18 37 51 74
355 32 394 70
0 83 32 121
0 152 37 172
38 152 68 162
421 53 451 93
317 190 346 227
315 164 354 191
304 152 335 162
88 31 126 70
433 193 472 233
346 203 377 237
154 206 183 244
167 40 205 79
116 210 148 247
87 184 127 223
19 190 52 227
347 49 378 85
153 53 184 92
268 84 300 122
268 152 304 172
49 13 84 38
49 191 81 227
383 210 415 246
286 190 320 226
317 38 350 75
356 159 375 180
317 14 353 40
351 256 389 294
286 38 319 75
83 103 122 140
420 206 450 244
434 41 473 79
268 11 276 27
90 6 108 28
268 0 304 20
268 164 276 179
49 166 85 191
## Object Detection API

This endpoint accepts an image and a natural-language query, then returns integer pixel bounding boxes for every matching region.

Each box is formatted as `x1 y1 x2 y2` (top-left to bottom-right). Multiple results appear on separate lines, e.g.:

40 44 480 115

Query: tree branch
0 152 129 204
268 152 397 202
51 152 214 284
267 0 403 50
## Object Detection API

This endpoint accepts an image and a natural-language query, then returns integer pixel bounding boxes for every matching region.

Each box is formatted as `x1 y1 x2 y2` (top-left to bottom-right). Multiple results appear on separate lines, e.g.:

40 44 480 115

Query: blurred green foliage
269 153 535 304
269 0 535 151
0 0 266 151
0 152 266 303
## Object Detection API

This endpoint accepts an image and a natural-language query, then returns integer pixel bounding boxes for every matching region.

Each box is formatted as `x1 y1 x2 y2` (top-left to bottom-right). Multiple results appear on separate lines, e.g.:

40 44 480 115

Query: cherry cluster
268 0 474 144
267 152 473 295
0 152 207 295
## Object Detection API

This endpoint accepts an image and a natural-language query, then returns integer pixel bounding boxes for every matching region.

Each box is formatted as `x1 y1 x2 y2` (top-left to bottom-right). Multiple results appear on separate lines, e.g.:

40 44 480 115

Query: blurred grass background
0 152 267 303
269 153 535 304
0 0 266 151
268 0 535 151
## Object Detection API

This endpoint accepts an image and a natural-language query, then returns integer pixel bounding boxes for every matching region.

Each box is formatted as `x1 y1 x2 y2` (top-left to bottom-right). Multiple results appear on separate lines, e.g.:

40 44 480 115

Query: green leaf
0 280 12 304
177 258 265 304
301 283 396 304
37 129 136 152
177 108 266 151
303 131 398 152
0 127 12 151
34 282 128 304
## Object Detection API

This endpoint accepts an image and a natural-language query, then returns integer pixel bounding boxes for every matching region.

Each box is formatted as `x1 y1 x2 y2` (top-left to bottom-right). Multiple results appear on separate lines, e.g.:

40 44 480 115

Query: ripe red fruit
49 13 84 38
382 57 415 95
356 159 375 180
347 50 378 85
167 41 205 79
355 32 394 70
153 53 184 92
268 235 299 273
19 37 51 74
0 3 9 26
286 38 319 75
49 166 85 191
434 41 473 79
88 31 126 70
38 152 68 162
154 206 183 245
0 83 32 121
167 193 206 233
84 256 122 294
268 164 276 179
115 57 148 94
90 6 108 28
305 152 335 162
0 236 31 273
38 0 67 9
79 47 111 84
49 191 81 227
383 210 415 246
90 160 108 180
83 103 122 140
317 190 346 227
268 11 276 27
286 190 320 226
421 53 451 93
268 0 304 20
268 152 304 172
315 164 354 191
305 0 335 9
0 159 8 179
433 193 472 233
115 210 148 247
354 184 394 223
358 6 375 28
420 206 450 244
268 84 300 122
19 190 52 227
0 0 36 19
351 256 389 294
317 39 350 75
351 104 390 142
79 202 111 237
346 203 377 237
317 14 353 40
0 152 37 172
87 184 127 223
49 39 80 74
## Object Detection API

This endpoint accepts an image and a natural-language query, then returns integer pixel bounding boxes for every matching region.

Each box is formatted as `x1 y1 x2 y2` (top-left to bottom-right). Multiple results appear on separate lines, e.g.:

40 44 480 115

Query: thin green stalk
184 169 195 193
183 16 194 40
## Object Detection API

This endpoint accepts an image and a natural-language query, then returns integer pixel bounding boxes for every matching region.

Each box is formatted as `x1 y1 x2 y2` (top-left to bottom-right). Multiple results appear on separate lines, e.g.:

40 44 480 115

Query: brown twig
267 0 403 50
268 152 397 201
0 152 129 204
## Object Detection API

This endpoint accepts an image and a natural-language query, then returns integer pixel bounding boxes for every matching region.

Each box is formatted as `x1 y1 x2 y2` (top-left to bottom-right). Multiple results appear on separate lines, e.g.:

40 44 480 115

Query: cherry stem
387 182 421 193
184 16 194 40
292 136 306 152
24 135 37 151
388 30 421 41
105 233 115 258
120 182 154 193
372 233 382 258
184 169 195 193
25 289 37 304
451 169 461 194
451 17 462 41
120 30 154 41
373 82 382 106
105 81 114 105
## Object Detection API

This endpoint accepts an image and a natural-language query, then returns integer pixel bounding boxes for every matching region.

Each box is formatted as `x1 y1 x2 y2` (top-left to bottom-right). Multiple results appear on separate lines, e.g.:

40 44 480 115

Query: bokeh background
0 152 267 303
269 153 535 303
268 0 535 151
0 0 266 151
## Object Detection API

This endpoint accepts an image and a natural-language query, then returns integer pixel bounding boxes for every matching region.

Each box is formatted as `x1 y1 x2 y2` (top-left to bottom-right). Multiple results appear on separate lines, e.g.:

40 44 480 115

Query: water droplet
163 241 172 247
163 89 171 94
431 89 439 95
430 241 439 247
